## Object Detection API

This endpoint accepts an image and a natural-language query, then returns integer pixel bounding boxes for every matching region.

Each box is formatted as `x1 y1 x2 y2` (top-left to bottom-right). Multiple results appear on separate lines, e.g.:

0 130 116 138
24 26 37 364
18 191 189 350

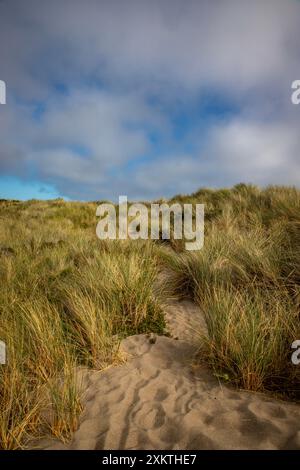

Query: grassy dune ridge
0 199 165 448
0 184 299 449
161 184 300 397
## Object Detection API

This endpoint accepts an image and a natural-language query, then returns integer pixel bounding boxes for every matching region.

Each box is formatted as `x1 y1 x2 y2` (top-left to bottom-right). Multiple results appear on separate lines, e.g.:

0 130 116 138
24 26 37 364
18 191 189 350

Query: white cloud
0 87 167 196
0 0 299 199
119 119 300 199
207 120 300 185
0 0 299 101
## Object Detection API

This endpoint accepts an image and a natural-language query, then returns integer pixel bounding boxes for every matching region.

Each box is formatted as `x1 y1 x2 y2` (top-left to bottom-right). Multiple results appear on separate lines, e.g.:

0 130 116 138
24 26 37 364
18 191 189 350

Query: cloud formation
0 0 299 200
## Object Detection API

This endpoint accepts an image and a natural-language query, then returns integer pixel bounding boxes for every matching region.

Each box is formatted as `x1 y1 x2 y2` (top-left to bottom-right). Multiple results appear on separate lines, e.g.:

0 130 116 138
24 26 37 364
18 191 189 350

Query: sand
41 297 300 450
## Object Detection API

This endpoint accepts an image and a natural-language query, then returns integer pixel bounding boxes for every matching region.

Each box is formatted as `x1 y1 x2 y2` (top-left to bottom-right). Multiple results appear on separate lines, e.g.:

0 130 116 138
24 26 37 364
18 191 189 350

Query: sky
0 0 299 201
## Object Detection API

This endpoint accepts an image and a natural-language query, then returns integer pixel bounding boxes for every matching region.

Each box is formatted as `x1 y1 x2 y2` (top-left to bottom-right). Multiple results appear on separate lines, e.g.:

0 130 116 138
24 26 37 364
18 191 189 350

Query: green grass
159 184 300 400
0 184 299 448
0 201 165 448
201 287 298 394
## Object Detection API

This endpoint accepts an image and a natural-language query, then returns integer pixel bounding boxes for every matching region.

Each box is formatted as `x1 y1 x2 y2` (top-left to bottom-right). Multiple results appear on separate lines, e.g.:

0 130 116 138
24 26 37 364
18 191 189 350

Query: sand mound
42 300 300 450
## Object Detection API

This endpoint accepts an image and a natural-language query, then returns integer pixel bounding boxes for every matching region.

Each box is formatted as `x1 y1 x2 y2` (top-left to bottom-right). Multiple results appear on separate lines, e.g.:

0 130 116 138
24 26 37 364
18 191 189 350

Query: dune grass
0 185 299 448
0 200 165 449
160 184 300 400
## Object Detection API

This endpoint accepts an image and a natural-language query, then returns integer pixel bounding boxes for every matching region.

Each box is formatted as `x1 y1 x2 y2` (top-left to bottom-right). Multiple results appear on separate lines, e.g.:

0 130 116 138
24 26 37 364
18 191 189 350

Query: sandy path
42 299 300 450
164 299 207 344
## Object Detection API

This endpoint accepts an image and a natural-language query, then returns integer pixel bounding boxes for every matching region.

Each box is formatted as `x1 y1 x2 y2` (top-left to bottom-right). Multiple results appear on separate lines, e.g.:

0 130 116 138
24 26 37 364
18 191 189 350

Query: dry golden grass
0 185 299 448
0 200 165 449
159 184 300 400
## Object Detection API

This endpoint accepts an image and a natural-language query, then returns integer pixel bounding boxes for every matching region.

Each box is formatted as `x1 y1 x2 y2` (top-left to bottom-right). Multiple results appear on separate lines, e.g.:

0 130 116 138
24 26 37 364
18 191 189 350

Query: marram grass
0 185 299 448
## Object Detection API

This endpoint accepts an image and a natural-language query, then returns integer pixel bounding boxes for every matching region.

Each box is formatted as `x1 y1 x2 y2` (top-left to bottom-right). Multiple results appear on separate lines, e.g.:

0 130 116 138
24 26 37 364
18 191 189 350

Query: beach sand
41 299 300 450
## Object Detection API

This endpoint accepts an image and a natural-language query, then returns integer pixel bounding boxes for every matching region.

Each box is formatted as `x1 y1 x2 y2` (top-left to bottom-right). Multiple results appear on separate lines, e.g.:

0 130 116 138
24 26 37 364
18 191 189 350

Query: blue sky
0 177 63 200
0 0 299 201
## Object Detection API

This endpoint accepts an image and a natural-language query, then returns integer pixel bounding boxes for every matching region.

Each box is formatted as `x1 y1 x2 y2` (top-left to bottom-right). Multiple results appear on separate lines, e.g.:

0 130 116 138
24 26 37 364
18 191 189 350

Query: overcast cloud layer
0 0 299 200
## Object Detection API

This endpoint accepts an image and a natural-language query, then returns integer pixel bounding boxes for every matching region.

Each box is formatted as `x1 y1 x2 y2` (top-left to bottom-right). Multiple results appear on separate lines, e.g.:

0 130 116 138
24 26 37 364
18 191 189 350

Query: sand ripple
43 300 300 450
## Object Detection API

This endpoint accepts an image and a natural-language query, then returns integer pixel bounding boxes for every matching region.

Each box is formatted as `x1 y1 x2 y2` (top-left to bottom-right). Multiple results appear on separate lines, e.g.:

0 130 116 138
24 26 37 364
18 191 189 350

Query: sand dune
41 299 300 450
